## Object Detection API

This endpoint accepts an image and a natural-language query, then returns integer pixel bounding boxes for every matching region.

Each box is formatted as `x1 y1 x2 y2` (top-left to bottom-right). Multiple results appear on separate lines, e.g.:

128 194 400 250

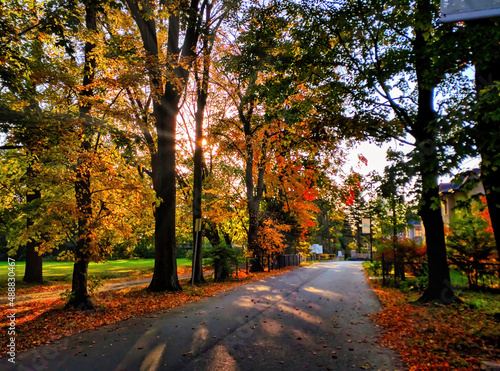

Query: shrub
203 243 240 282
446 199 496 288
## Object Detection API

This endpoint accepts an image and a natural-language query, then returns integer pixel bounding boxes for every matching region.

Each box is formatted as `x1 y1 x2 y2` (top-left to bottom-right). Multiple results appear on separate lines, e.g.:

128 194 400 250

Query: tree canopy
1 0 498 306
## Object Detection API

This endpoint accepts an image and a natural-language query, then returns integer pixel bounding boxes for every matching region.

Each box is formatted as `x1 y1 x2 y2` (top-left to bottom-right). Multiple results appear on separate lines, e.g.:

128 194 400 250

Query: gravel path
5 261 404 371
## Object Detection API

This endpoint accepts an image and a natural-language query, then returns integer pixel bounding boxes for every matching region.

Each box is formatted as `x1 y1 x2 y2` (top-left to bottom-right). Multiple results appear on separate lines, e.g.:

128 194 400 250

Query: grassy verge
363 264 500 370
0 266 298 356
0 259 192 296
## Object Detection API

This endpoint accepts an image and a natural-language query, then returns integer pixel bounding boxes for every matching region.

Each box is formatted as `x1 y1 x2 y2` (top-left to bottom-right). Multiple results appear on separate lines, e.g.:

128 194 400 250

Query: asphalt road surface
7 261 404 371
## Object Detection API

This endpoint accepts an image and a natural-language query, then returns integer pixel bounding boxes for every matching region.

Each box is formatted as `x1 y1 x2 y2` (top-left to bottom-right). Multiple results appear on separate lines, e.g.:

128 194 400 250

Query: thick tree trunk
23 162 42 283
68 136 95 310
67 257 94 309
126 0 201 292
248 198 263 272
414 0 456 303
149 97 181 292
418 171 455 303
473 41 500 262
246 148 265 272
67 2 97 309
24 240 43 283
23 184 42 284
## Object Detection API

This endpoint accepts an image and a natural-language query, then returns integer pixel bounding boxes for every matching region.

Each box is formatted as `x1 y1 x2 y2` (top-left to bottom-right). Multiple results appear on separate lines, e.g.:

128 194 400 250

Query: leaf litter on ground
0 267 297 355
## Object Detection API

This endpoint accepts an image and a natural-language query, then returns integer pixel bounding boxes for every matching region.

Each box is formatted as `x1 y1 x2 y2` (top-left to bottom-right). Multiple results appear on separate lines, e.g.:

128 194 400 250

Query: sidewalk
0 270 214 306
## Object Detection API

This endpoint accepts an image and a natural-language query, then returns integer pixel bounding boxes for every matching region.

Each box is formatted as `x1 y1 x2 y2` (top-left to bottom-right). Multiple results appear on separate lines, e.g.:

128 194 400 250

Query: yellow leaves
257 218 291 255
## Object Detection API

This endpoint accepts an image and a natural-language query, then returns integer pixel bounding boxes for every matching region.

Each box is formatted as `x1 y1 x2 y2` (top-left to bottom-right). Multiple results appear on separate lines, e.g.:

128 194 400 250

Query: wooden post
382 252 386 286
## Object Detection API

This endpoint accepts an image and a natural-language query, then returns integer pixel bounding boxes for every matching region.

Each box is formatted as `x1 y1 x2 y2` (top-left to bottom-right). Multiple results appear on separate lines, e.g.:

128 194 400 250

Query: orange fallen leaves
369 284 500 370
0 267 297 356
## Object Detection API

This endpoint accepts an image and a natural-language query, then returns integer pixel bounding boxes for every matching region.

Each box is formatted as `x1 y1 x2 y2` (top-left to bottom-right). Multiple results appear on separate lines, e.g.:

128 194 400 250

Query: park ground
1 259 499 370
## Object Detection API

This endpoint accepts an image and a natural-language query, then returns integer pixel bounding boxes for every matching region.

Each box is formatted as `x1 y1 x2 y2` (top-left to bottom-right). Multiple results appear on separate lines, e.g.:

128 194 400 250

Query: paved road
6 261 404 371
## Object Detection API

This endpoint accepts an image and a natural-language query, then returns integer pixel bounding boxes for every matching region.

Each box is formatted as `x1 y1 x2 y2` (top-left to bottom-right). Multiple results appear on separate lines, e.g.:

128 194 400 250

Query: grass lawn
0 258 193 295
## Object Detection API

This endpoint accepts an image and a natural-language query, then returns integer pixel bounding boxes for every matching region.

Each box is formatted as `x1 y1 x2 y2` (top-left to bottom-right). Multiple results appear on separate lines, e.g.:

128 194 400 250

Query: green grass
450 269 500 289
0 258 192 285
457 291 500 315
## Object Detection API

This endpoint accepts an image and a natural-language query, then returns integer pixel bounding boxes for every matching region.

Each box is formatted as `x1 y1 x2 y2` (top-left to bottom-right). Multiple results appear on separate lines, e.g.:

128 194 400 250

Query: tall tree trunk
472 22 500 261
191 16 212 284
149 95 182 291
126 0 201 292
418 168 454 302
67 1 97 309
414 0 455 303
69 135 94 309
23 167 42 284
247 166 265 272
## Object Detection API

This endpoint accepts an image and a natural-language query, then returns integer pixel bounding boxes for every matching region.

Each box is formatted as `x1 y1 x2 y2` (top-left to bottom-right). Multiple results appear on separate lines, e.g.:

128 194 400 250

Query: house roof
407 219 421 226
439 182 460 194
439 169 480 195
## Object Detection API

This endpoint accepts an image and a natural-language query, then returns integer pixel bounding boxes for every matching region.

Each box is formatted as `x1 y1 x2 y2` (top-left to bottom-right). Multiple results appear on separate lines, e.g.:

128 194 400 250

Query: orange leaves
256 218 291 255
0 268 297 355
369 282 500 370
342 172 363 206
357 154 368 167
302 188 318 202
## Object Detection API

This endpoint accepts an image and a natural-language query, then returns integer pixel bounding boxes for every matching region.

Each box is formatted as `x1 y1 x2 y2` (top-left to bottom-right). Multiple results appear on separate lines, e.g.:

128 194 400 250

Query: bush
132 237 155 259
203 243 240 282
364 260 382 277
446 199 496 288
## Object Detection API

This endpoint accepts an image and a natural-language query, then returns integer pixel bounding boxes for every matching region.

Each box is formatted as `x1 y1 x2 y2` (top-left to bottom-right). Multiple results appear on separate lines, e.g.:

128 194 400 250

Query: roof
439 169 481 195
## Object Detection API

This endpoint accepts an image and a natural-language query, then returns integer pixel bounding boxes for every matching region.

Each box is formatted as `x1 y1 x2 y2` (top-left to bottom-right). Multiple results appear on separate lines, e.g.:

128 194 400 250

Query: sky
344 139 409 177
344 139 481 184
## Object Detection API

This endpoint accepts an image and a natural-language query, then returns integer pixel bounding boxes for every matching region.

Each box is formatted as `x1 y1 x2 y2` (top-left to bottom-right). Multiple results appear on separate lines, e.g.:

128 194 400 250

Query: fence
378 255 500 290
244 254 304 274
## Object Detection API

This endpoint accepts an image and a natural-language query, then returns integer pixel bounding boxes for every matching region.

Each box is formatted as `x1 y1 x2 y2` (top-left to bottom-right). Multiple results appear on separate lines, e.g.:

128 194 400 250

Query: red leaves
358 154 368 167
345 189 356 206
302 188 318 201
369 284 500 370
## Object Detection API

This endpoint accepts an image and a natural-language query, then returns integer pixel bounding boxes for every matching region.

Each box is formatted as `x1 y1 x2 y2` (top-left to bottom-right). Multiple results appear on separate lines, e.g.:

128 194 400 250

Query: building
439 169 484 226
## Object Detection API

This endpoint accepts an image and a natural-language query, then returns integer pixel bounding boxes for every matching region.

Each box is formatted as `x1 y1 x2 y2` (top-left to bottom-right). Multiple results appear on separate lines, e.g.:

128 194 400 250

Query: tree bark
67 1 97 309
413 0 455 303
246 139 265 272
191 13 213 284
472 31 500 262
126 0 201 292
23 172 43 284
149 95 182 291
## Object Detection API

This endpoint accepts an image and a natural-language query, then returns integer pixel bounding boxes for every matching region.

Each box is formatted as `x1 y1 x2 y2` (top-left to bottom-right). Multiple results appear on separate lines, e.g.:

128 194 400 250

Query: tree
466 19 500 263
189 1 231 285
211 2 341 270
124 0 205 292
0 0 83 284
68 0 100 309
299 0 469 302
447 198 496 288
1 0 157 307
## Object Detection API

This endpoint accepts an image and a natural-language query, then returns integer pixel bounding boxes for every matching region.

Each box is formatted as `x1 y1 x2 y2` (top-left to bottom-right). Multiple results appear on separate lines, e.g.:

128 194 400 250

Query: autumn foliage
0 267 298 355
369 283 500 370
